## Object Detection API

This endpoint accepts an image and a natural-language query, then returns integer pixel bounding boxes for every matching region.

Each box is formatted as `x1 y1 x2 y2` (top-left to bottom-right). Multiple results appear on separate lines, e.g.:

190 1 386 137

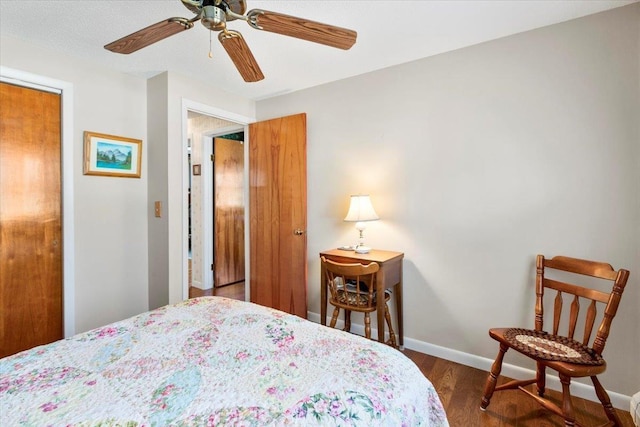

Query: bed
0 297 448 426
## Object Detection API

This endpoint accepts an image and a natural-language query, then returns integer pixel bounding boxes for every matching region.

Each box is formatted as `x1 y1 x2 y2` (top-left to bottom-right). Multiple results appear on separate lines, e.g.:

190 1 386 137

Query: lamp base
354 245 371 254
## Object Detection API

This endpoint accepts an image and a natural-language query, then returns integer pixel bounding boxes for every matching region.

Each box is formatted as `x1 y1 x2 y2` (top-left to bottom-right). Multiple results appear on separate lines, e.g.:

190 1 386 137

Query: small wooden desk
319 249 404 347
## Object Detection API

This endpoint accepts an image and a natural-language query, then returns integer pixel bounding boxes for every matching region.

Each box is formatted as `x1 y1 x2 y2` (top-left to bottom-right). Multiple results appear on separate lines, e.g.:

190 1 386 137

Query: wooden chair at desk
321 256 397 348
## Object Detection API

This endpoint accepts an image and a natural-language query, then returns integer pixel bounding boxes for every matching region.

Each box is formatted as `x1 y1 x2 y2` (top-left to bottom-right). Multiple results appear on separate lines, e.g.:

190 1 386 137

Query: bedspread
1 297 448 426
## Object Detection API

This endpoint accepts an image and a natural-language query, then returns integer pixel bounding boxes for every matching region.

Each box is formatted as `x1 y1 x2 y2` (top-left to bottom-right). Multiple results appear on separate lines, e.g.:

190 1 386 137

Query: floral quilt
0 297 448 426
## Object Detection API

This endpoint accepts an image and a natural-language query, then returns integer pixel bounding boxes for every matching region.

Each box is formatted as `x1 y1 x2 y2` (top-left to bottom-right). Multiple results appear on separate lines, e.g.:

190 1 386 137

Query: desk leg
395 280 403 348
320 262 327 326
377 279 385 344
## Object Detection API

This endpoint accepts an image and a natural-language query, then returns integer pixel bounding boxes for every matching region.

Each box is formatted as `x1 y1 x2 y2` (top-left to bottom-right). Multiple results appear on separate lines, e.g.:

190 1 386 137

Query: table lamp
344 194 379 254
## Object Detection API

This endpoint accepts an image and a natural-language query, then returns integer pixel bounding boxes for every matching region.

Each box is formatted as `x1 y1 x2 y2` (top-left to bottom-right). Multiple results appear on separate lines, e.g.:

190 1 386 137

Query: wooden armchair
321 256 397 348
480 254 630 426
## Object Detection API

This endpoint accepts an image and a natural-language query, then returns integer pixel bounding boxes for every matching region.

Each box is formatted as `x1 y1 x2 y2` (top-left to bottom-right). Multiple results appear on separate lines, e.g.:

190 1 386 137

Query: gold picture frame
83 131 142 178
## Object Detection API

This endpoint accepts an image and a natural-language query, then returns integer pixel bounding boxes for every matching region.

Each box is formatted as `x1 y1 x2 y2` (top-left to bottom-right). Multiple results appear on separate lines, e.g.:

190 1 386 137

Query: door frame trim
181 99 254 301
0 66 76 337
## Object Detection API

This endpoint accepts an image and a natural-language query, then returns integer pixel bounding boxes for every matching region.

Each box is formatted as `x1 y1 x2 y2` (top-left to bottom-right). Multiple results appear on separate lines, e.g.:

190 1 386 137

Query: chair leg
384 305 397 348
481 343 508 410
329 307 340 329
536 361 546 397
592 376 622 426
364 313 371 339
559 373 576 427
344 310 352 332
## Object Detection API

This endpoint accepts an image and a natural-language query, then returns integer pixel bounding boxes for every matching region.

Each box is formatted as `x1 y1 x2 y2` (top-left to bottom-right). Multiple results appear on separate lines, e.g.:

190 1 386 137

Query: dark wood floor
188 280 633 426
189 281 245 300
188 257 246 301
403 348 634 427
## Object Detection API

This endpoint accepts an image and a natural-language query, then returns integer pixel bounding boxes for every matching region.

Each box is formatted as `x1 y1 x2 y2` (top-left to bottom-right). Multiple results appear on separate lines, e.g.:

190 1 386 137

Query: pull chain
208 30 213 58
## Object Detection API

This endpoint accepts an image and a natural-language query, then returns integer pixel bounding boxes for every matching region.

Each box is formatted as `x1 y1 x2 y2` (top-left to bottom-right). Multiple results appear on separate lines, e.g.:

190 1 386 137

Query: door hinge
211 263 214 271
210 154 214 162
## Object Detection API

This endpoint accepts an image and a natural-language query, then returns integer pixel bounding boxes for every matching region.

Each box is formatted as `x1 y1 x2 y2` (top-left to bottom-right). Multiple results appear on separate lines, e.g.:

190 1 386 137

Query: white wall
0 35 149 333
147 73 169 311
257 4 639 398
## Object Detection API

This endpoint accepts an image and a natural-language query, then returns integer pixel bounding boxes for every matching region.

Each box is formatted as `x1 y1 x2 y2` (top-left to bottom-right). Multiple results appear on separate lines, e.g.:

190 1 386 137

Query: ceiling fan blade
219 30 264 83
246 9 357 50
105 18 194 54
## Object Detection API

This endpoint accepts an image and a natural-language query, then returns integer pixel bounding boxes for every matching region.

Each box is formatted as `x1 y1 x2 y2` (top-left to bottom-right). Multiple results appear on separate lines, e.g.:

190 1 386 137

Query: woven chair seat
504 328 604 365
334 289 390 307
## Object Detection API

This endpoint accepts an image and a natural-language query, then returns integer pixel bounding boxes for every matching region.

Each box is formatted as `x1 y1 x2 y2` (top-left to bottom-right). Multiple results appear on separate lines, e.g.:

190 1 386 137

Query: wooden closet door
0 82 63 357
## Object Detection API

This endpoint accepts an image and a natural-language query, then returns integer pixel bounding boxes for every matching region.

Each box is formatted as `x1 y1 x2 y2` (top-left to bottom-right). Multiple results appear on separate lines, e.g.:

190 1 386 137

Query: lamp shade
344 195 379 222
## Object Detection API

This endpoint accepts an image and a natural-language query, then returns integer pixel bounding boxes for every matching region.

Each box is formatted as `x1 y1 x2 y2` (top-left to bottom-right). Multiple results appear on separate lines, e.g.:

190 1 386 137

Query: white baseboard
191 280 212 291
307 311 631 411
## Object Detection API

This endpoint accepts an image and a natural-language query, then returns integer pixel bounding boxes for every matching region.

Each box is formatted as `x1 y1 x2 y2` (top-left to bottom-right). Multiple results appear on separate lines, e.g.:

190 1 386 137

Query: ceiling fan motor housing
202 5 226 31
198 0 247 31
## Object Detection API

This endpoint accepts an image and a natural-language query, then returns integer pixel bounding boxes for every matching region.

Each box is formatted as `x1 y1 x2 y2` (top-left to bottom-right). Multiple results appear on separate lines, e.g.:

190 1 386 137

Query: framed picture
83 131 142 178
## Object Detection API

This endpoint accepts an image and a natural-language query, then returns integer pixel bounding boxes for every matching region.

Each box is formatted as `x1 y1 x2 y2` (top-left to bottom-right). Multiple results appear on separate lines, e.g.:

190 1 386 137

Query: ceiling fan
104 0 357 83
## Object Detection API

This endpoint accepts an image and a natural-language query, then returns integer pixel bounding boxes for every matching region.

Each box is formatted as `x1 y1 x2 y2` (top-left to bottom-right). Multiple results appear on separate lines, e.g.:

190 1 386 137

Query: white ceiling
0 0 636 100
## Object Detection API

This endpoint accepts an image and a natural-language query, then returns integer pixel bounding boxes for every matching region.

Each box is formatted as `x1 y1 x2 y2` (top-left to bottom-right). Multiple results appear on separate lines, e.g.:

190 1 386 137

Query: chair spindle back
322 257 379 309
534 254 629 355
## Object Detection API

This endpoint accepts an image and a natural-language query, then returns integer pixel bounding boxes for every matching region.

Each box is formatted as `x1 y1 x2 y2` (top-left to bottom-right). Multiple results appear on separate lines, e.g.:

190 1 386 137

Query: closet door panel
0 82 62 357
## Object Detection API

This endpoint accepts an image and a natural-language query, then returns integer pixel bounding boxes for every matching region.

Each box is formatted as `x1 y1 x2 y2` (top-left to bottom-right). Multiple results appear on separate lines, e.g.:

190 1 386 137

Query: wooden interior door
213 137 245 287
249 113 307 317
0 82 63 357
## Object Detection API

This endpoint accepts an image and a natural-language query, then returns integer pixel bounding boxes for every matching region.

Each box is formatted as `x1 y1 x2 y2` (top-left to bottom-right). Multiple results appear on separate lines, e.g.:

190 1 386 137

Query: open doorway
186 110 245 301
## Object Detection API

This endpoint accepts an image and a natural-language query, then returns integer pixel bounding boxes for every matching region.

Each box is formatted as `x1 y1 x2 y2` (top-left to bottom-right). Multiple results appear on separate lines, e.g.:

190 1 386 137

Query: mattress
0 296 448 426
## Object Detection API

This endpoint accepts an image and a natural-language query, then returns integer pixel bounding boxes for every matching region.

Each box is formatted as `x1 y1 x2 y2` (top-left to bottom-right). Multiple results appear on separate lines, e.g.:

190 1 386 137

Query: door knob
294 229 305 236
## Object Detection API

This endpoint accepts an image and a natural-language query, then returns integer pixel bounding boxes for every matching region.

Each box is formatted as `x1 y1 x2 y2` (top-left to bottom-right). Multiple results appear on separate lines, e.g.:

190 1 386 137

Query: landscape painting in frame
83 131 142 178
